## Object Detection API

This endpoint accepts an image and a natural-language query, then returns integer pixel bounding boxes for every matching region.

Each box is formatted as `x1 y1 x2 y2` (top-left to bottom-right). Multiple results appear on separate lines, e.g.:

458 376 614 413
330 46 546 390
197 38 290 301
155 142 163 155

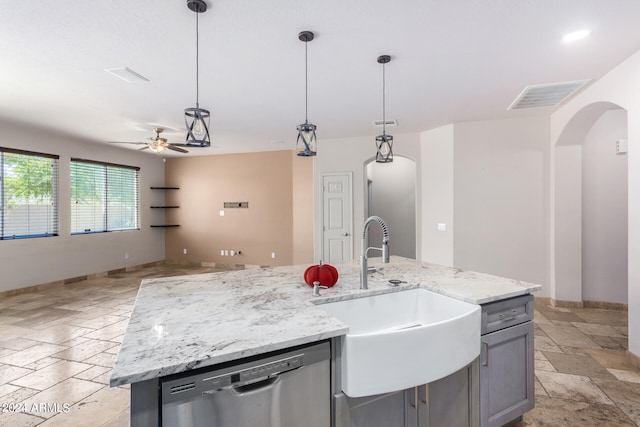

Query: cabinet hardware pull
410 387 418 408
499 309 518 320
483 342 489 366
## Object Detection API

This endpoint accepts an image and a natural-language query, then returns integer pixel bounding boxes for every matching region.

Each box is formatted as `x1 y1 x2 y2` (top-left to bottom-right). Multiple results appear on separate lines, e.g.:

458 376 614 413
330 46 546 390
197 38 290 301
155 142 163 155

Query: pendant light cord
305 39 308 123
382 61 386 135
196 12 200 108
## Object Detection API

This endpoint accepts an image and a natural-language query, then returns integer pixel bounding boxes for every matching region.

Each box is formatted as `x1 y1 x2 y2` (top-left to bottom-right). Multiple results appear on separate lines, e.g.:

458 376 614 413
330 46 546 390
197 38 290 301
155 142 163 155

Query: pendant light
296 31 317 157
184 0 211 147
375 55 393 163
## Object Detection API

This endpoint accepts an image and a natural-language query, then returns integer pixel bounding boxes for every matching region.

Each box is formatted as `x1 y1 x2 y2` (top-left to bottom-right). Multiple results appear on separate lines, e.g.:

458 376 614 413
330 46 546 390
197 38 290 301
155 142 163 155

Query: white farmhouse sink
318 288 481 397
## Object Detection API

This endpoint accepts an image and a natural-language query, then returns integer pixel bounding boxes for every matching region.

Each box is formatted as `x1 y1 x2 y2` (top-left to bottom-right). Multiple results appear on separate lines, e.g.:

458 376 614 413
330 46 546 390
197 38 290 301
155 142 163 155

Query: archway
364 156 417 259
553 102 628 308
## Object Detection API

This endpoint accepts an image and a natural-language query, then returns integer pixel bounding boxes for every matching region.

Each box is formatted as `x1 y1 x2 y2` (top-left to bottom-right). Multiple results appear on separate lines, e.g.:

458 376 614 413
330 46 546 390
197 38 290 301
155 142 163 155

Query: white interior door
321 173 352 263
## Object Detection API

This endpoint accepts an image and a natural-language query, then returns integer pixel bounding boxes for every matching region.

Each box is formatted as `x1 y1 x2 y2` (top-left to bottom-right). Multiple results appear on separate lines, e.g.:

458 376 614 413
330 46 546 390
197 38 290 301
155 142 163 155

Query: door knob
342 233 349 236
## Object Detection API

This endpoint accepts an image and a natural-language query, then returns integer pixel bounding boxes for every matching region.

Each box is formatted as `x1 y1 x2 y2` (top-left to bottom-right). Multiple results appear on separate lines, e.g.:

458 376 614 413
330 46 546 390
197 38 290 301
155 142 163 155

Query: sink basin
318 288 480 397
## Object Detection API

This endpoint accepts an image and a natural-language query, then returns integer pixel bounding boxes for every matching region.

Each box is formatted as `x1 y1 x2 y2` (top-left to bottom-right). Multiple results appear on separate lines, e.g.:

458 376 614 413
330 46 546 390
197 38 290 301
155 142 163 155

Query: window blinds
0 148 59 239
70 159 140 234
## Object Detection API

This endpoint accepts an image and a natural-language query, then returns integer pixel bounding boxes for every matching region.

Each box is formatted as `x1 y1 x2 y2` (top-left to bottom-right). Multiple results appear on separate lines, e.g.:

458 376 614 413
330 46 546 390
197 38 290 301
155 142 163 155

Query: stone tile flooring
1 265 639 426
516 299 640 426
0 264 225 427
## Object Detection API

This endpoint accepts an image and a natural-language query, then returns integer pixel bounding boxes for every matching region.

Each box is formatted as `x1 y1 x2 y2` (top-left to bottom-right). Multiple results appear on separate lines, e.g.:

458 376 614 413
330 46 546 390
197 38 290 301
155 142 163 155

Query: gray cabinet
408 361 479 427
480 295 535 427
335 362 478 427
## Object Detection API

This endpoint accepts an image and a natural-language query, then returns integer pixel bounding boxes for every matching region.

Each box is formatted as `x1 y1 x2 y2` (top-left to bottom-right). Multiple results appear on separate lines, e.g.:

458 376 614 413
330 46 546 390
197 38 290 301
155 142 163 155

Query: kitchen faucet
360 216 390 290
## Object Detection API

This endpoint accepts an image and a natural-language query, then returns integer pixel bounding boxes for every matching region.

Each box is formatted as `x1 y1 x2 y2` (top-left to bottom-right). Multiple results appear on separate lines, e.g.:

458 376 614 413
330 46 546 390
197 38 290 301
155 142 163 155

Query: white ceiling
2 0 640 156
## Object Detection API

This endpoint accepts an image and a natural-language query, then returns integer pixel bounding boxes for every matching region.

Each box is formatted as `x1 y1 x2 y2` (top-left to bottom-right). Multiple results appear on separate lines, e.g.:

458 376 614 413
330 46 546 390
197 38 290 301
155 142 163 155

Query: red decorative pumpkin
304 261 339 288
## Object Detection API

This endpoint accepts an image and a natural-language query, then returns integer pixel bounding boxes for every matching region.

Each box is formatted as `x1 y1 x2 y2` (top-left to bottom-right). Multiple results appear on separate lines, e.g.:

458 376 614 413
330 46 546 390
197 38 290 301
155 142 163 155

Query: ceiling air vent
373 119 398 127
508 80 590 110
105 67 150 83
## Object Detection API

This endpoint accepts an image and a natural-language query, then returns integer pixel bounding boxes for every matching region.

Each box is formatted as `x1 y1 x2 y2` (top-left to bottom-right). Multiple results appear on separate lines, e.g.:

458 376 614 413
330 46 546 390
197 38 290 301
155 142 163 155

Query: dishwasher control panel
203 354 304 388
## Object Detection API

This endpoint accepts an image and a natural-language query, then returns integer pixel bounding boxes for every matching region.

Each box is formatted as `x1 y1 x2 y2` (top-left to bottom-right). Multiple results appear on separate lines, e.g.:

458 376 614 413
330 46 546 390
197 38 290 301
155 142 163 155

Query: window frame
0 147 59 240
70 158 140 235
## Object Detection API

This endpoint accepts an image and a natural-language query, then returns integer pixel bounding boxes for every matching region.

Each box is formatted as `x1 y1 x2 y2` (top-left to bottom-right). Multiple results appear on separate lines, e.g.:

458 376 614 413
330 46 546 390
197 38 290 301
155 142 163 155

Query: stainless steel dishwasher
161 341 330 427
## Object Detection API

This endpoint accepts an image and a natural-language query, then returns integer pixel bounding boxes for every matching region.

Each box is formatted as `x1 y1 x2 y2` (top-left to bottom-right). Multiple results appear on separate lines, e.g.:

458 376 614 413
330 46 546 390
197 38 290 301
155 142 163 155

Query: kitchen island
111 257 541 426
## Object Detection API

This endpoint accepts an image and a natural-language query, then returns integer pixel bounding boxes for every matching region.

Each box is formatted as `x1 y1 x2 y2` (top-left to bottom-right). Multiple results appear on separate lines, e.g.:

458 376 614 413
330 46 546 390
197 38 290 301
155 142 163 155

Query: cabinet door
480 321 534 427
427 363 477 427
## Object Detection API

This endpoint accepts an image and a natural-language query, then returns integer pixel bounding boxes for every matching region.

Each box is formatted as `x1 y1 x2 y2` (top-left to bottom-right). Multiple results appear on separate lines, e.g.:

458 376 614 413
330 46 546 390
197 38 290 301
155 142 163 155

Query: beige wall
292 152 315 264
164 150 313 266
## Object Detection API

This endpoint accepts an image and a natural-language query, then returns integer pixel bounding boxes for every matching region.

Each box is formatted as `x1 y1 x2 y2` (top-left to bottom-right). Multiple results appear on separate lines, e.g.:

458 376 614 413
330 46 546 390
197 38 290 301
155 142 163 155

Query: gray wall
313 133 421 263
582 109 628 303
420 125 454 266
453 117 549 288
0 118 165 292
366 156 416 259
553 144 583 302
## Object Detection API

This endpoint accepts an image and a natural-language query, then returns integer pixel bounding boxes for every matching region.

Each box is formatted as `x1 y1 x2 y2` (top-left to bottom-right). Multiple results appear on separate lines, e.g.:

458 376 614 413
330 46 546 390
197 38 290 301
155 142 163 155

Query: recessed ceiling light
105 67 150 83
563 29 591 43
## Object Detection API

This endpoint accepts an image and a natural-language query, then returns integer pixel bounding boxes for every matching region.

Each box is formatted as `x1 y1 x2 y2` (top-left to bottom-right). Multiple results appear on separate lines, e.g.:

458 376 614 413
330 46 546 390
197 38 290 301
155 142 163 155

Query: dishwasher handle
232 375 280 395
202 375 281 397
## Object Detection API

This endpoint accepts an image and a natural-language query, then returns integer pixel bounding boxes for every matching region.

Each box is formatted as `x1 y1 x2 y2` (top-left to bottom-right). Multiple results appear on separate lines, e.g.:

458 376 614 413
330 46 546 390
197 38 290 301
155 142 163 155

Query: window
0 148 59 239
70 159 139 234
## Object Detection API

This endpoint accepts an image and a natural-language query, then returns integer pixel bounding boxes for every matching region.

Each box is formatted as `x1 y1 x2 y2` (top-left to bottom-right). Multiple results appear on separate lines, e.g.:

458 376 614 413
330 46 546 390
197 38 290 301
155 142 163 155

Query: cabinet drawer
481 294 533 335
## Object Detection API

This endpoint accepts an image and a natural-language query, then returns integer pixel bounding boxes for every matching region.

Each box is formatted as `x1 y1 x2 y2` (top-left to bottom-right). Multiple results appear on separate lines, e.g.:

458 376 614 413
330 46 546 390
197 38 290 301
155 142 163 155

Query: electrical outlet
124 253 130 260
224 250 229 256
219 210 225 217
437 223 447 231
230 250 235 256
271 252 276 259
220 250 224 256
183 248 187 255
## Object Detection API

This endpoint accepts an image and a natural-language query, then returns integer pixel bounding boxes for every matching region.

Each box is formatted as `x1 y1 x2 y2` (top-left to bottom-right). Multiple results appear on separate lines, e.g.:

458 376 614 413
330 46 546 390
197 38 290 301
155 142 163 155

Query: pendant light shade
375 55 393 163
184 0 211 148
296 31 317 157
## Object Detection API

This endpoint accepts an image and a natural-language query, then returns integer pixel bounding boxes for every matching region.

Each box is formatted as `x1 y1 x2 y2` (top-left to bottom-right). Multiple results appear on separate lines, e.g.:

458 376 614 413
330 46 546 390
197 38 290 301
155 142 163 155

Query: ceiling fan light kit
184 0 211 148
108 127 189 154
296 30 318 157
375 55 394 163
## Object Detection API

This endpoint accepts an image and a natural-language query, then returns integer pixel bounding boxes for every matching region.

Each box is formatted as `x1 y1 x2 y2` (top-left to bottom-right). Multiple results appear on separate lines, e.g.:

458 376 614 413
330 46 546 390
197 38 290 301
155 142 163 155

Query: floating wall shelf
150 187 180 227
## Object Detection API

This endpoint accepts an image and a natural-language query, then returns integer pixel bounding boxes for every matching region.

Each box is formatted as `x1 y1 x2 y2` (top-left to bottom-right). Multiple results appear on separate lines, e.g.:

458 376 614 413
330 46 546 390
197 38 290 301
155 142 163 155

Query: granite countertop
110 257 542 387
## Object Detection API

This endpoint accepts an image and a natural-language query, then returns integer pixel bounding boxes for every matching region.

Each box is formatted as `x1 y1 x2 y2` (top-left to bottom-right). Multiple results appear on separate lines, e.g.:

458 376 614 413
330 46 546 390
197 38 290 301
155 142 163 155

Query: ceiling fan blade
108 141 146 145
138 146 150 151
169 143 189 147
167 145 188 153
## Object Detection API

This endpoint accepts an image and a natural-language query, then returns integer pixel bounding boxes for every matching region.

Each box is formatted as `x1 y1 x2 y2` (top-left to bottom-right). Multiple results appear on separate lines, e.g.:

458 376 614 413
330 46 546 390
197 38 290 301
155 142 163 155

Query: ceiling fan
108 128 188 154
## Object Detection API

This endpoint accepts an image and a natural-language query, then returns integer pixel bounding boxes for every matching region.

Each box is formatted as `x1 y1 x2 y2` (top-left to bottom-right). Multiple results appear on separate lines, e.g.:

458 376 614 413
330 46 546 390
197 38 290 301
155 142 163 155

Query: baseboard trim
538 298 628 311
1 260 262 297
551 299 584 309
627 351 640 370
1 260 166 297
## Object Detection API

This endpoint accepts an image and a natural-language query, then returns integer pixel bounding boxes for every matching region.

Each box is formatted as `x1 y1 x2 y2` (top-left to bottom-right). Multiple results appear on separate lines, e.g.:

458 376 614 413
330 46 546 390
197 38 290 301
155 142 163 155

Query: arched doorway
553 102 628 308
364 156 417 259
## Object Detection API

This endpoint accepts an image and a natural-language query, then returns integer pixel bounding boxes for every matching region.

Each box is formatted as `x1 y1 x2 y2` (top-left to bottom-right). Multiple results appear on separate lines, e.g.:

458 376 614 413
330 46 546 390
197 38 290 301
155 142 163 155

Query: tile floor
516 299 640 426
1 264 639 426
0 264 225 427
